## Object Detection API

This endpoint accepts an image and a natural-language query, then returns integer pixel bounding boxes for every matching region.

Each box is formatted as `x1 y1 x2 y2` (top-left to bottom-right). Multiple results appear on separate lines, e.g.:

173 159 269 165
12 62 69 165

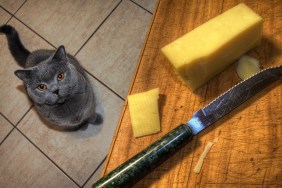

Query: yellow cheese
236 55 260 80
128 88 160 137
161 3 263 91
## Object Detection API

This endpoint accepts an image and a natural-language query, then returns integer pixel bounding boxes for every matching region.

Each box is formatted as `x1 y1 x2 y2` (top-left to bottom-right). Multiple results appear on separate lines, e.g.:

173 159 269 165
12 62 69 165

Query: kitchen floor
0 0 157 187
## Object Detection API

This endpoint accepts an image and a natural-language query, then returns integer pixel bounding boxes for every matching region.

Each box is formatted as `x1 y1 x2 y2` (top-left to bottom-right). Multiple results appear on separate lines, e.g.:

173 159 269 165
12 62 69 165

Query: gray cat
0 25 101 131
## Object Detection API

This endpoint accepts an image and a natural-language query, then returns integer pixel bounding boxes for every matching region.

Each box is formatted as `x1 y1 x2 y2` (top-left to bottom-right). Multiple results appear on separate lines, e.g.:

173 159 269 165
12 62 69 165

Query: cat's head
15 46 79 105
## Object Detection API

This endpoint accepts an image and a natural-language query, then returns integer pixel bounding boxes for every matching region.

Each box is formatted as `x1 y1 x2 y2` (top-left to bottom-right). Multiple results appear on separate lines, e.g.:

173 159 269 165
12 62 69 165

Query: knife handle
92 124 193 188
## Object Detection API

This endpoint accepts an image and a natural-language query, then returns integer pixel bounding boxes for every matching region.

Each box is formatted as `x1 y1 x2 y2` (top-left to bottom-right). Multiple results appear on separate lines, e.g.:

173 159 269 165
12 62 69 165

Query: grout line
0 103 32 146
0 113 16 146
116 0 159 99
0 5 12 14
6 15 14 24
82 156 107 187
15 127 82 187
129 0 153 14
74 0 122 56
73 0 126 101
1 0 28 23
0 6 13 24
0 127 15 146
13 0 28 15
85 69 125 101
8 16 57 49
15 105 34 126
0 112 16 127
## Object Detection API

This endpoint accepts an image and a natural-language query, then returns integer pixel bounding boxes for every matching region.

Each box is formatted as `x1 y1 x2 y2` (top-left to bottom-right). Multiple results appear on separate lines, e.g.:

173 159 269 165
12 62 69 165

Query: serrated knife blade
93 66 282 188
188 66 282 134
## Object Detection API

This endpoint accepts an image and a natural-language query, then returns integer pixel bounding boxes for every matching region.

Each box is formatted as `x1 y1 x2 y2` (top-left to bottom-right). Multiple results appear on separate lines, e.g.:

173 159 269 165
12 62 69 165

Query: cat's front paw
88 113 103 125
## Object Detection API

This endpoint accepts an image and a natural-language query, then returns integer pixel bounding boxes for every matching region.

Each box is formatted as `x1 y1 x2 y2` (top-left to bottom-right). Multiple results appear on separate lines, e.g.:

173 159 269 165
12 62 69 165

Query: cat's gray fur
0 25 101 131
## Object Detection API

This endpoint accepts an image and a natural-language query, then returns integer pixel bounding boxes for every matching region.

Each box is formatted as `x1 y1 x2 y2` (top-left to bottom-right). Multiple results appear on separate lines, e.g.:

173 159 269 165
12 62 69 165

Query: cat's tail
0 24 30 68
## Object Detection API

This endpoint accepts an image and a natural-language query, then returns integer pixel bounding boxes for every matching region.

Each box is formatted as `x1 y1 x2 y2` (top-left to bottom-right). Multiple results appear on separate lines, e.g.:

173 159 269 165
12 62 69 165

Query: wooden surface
102 0 282 187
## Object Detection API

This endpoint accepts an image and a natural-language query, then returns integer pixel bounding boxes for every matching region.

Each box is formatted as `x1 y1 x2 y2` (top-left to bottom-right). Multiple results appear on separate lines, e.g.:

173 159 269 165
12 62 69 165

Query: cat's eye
37 84 47 91
57 73 65 81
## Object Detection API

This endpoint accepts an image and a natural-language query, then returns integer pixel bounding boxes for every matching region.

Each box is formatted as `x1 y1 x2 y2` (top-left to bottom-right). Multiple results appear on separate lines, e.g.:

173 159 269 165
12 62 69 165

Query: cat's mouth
57 98 66 104
56 94 71 104
43 97 66 106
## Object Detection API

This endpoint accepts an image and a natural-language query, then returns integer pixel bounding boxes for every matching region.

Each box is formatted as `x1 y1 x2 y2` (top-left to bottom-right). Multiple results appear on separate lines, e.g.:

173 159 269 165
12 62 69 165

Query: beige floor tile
17 76 124 185
76 0 152 98
0 129 78 188
16 0 120 54
0 114 13 143
0 18 52 125
133 0 158 13
83 159 105 188
0 0 25 14
0 6 11 24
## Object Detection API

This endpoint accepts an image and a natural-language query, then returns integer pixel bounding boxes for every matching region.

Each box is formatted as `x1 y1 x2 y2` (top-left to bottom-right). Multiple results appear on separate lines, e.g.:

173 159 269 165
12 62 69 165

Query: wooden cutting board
101 0 282 187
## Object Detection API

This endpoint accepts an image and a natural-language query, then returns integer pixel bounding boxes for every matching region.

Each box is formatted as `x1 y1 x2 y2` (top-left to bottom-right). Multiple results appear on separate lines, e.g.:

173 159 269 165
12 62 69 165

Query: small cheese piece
161 3 263 91
236 55 260 80
128 88 160 137
194 141 214 174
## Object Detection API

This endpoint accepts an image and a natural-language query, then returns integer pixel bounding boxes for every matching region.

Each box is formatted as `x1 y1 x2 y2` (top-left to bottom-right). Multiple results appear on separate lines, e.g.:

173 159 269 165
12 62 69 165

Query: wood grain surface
102 0 282 187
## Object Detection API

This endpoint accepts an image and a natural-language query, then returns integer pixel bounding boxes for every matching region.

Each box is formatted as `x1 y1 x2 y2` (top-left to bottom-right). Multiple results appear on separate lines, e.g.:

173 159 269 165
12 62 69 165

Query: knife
92 66 282 188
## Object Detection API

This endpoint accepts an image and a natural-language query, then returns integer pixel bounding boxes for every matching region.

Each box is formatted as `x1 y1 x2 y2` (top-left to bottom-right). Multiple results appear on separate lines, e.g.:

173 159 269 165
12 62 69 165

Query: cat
0 24 101 131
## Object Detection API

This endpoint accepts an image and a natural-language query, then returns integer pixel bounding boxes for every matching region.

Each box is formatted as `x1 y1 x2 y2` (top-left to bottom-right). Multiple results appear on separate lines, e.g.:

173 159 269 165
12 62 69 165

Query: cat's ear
14 69 32 82
53 45 67 62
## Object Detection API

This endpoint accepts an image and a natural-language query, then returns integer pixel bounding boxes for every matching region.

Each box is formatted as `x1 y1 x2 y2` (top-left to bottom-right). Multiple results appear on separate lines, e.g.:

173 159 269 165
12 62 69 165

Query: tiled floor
0 0 157 187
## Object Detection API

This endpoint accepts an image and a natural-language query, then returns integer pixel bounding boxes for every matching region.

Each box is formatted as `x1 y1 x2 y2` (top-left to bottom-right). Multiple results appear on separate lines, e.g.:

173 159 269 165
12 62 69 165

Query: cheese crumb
194 141 214 174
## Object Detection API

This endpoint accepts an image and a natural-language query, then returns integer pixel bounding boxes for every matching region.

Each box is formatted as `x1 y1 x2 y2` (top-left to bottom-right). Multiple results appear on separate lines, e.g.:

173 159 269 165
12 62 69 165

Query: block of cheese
128 88 160 137
161 3 263 91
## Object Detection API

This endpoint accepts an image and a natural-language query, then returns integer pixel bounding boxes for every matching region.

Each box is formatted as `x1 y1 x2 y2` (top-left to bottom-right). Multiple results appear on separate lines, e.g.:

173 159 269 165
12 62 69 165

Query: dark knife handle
92 124 193 188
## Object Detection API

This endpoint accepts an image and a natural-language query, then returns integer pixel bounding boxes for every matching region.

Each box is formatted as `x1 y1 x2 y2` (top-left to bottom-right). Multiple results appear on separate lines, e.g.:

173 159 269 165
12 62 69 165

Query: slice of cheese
161 3 263 91
236 55 260 80
128 88 160 137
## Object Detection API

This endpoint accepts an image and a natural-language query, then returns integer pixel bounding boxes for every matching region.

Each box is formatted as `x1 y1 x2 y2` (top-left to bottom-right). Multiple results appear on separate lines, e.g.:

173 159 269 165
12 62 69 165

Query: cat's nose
53 89 59 95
